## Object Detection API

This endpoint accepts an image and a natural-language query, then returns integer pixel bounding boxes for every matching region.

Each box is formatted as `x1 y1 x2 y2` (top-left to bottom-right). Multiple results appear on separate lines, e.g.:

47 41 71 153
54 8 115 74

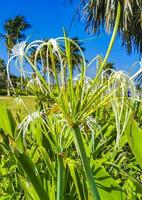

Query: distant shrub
0 89 7 95
0 88 28 96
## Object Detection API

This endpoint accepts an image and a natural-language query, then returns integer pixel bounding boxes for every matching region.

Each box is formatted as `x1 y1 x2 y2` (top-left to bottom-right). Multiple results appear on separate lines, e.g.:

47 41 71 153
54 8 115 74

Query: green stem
95 1 121 80
24 55 49 91
82 1 121 106
63 30 75 112
73 126 101 200
49 45 60 92
57 154 65 200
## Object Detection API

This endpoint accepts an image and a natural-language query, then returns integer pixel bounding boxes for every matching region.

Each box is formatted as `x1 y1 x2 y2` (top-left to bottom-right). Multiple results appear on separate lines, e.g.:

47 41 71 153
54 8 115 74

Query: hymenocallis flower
6 41 27 93
108 70 136 148
26 77 45 93
49 38 59 53
12 41 26 58
7 39 44 93
130 57 142 80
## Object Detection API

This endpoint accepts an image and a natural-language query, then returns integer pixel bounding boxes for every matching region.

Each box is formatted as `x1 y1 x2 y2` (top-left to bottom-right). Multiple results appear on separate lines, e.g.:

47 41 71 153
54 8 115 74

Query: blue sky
0 0 140 75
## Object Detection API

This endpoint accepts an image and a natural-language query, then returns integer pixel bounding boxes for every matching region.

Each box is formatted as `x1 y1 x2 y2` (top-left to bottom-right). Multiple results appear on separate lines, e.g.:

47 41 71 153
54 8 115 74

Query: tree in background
0 58 23 95
104 62 115 77
68 0 142 54
0 15 31 95
0 58 7 89
29 37 86 82
66 37 86 69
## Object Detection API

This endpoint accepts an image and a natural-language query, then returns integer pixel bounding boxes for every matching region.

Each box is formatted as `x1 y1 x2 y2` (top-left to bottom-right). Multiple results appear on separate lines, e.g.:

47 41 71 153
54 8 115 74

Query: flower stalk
57 154 65 200
95 1 121 80
73 125 101 200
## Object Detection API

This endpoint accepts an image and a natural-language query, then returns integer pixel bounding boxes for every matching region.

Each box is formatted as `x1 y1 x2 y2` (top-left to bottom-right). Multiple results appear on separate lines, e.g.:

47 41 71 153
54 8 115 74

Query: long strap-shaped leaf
69 162 87 200
73 126 101 200
57 155 65 200
124 115 142 169
0 105 16 138
14 149 48 200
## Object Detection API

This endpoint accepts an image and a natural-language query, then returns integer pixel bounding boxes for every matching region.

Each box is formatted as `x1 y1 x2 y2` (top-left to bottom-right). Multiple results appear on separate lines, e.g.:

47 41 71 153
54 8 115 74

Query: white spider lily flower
35 77 44 92
7 40 45 82
17 111 45 145
26 77 44 92
6 41 27 94
15 96 23 106
86 116 103 153
131 69 142 80
108 70 136 148
73 74 94 99
12 41 26 57
130 58 142 80
18 111 42 129
49 38 59 53
11 41 27 69
73 74 91 86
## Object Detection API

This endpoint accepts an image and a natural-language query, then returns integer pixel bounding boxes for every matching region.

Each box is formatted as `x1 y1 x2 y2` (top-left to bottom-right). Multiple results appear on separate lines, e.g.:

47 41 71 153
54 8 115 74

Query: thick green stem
73 126 101 200
57 155 65 200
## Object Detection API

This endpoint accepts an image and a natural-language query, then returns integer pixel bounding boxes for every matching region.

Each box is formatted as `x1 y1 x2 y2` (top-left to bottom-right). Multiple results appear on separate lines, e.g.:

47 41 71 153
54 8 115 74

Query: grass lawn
0 96 36 118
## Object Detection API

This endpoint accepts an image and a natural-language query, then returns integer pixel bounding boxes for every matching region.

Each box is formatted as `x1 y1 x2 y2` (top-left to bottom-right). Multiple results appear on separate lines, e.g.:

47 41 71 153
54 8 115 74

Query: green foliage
0 15 31 50
125 115 142 168
0 89 28 96
0 96 36 119
1 32 142 200
0 106 16 138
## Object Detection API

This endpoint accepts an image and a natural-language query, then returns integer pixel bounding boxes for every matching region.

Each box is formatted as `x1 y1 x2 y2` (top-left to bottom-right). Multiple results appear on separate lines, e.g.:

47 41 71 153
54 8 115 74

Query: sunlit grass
0 96 36 117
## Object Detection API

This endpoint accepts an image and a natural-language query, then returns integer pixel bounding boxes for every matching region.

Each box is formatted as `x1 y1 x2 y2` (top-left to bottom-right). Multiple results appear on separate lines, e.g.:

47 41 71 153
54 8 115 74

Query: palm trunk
7 50 10 96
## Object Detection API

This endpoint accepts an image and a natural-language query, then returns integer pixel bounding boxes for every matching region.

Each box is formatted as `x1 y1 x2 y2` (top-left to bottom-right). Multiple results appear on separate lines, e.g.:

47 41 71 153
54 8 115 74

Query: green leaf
68 162 86 200
38 146 56 177
57 155 65 200
125 116 142 168
14 149 48 200
94 162 126 200
47 177 56 200
0 106 16 138
18 174 39 200
15 129 25 153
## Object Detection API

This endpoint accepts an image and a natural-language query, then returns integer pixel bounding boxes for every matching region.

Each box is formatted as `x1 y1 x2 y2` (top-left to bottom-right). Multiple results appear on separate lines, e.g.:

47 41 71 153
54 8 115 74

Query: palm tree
0 58 6 73
69 0 142 54
67 37 86 68
62 36 86 83
0 15 31 95
0 58 7 89
104 62 115 76
0 15 31 50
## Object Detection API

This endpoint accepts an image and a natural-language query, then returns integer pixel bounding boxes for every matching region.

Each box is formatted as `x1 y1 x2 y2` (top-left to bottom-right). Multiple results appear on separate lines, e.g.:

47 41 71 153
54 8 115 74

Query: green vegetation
1 31 142 199
0 1 142 200
0 96 36 117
